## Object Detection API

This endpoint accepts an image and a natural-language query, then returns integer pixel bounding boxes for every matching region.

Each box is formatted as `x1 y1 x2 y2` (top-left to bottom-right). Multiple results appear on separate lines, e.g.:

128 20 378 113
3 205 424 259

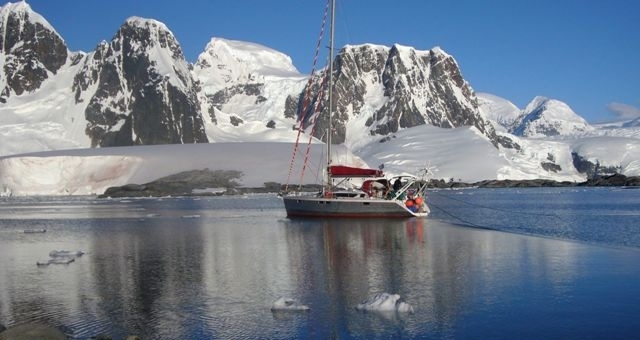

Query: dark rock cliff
286 44 499 146
0 2 67 102
72 18 208 147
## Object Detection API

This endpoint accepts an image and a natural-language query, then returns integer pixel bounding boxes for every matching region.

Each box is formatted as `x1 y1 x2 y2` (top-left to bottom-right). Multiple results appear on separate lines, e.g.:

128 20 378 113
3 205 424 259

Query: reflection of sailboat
282 0 430 218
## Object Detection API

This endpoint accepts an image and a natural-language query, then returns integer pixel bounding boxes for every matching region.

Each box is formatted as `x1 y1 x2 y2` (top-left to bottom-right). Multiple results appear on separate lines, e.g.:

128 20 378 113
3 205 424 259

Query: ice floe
37 250 85 266
270 297 310 311
355 293 414 313
49 250 85 258
23 229 46 233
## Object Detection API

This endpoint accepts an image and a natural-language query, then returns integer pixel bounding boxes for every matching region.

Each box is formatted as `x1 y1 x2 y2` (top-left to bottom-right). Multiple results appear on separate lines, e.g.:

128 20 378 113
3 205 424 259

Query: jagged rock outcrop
100 168 243 198
72 17 208 147
0 1 67 102
571 152 622 179
287 44 499 146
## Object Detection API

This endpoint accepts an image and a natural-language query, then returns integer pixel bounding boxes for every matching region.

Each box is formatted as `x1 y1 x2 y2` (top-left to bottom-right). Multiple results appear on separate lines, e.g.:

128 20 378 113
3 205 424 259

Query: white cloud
607 102 640 120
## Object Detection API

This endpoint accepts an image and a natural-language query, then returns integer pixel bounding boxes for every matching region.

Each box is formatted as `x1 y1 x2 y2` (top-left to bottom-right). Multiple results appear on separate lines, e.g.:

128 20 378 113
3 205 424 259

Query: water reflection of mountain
2 195 627 339
282 218 584 336
90 201 212 339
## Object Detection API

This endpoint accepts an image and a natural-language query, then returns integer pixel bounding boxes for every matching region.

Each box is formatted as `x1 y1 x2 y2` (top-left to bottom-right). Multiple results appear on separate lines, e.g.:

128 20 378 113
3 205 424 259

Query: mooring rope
427 202 494 230
426 189 566 230
430 189 562 218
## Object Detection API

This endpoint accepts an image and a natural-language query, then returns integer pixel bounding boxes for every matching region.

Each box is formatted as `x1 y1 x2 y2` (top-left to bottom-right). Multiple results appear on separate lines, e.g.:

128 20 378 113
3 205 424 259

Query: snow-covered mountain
0 1 67 100
511 96 594 137
477 93 640 180
192 37 307 142
283 44 499 150
0 2 208 153
1 1 639 196
76 17 208 147
478 93 594 137
477 92 521 133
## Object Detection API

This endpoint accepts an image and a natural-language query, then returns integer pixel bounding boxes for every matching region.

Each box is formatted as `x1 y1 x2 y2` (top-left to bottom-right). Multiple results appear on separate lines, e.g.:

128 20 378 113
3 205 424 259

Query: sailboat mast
326 0 335 189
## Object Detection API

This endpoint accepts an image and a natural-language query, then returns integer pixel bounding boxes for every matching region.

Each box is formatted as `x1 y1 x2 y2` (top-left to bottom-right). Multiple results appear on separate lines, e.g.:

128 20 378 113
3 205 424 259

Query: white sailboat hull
283 195 429 218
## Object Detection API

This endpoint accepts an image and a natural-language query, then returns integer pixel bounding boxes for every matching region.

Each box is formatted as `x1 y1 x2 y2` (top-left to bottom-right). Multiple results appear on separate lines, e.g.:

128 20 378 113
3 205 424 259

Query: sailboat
281 0 430 218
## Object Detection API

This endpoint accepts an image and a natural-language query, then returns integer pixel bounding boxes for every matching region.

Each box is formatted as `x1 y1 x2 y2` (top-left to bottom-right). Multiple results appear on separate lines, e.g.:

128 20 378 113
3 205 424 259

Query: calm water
0 187 639 339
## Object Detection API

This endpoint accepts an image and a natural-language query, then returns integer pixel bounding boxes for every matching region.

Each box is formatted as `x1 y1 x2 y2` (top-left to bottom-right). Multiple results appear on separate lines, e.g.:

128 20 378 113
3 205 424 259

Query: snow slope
477 92 521 132
0 142 364 196
7 120 636 196
0 53 90 155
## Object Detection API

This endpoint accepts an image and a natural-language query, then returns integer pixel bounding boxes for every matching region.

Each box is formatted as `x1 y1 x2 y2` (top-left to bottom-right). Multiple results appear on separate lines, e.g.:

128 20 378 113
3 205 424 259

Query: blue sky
22 0 640 123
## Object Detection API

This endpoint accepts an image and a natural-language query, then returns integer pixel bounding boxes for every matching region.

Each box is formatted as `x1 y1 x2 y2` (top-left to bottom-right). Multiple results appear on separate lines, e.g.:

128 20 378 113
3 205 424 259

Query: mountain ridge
1 1 639 193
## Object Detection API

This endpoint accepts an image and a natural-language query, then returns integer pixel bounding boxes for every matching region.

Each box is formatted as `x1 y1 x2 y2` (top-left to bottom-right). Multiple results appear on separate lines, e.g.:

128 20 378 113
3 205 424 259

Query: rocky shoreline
430 173 640 189
99 169 640 198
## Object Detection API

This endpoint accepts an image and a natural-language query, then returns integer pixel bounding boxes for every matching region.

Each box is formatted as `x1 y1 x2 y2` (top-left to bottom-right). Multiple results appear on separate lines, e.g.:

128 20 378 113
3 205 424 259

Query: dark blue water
0 188 639 339
428 187 640 249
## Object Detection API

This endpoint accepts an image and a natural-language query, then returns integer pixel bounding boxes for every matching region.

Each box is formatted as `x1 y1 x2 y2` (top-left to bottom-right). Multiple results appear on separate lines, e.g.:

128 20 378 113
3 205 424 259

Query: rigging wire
284 0 331 191
298 61 330 188
335 0 352 52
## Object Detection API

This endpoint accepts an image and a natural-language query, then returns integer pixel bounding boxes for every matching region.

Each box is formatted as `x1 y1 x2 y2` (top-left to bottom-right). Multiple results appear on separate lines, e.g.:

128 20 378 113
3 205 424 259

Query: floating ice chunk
49 250 85 258
48 257 75 264
24 229 46 233
270 297 310 311
355 293 414 313
396 301 414 313
38 250 85 266
37 257 75 266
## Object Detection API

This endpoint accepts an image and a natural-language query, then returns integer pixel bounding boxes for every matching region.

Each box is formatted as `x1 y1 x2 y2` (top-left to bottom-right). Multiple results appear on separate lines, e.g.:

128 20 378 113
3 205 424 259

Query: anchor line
429 190 565 219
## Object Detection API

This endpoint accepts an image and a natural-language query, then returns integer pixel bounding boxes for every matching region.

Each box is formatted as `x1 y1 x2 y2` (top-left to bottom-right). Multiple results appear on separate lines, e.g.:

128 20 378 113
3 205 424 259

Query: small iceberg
49 257 75 264
37 257 75 266
270 297 310 311
49 250 85 258
37 250 85 266
23 229 46 233
355 293 414 314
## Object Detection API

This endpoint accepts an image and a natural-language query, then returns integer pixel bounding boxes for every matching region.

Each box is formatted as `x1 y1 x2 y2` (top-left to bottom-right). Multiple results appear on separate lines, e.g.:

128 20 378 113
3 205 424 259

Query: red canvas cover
329 165 384 177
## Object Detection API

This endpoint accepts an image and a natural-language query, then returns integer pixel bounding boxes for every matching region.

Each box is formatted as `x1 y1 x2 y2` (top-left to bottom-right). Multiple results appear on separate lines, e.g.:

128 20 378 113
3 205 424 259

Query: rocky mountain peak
290 43 498 147
0 1 67 101
72 15 207 147
121 17 185 62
